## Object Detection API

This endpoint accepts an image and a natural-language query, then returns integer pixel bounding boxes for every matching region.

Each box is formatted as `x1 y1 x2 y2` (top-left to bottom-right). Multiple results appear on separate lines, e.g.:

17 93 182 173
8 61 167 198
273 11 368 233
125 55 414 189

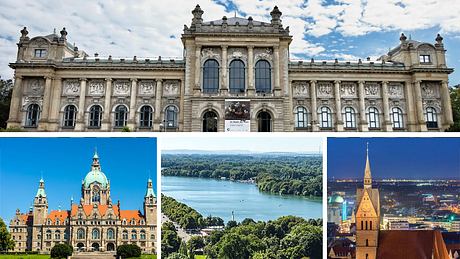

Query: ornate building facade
9 152 157 254
7 5 454 132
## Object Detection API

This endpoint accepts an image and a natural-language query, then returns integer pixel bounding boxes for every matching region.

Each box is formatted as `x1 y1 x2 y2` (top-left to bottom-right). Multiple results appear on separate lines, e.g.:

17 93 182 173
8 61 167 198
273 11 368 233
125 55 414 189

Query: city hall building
7 5 454 132
9 152 157 254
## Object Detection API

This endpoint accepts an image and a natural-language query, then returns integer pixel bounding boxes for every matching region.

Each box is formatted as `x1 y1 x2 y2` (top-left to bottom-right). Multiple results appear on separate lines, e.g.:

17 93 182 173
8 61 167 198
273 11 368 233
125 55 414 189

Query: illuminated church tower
355 144 380 259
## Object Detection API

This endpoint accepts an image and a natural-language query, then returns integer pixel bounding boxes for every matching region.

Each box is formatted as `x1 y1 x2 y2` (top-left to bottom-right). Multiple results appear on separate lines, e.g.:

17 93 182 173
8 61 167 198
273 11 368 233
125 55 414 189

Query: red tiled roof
377 230 450 259
46 210 70 224
120 210 144 224
70 204 119 217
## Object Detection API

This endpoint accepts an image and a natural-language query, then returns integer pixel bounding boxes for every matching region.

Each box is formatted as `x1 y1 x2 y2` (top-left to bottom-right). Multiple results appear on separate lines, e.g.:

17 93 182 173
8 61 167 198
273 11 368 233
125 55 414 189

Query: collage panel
0 137 158 258
327 137 460 259
160 136 324 259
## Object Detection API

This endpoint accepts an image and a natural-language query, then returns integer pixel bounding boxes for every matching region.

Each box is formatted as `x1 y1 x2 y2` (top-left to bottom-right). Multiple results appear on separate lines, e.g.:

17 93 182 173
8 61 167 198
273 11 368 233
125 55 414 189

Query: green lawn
127 255 157 259
0 255 49 259
195 256 206 259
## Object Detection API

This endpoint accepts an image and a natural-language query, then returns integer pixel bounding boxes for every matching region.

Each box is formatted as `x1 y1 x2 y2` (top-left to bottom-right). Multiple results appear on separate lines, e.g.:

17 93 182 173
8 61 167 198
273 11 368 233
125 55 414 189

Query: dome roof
83 151 109 188
328 194 344 204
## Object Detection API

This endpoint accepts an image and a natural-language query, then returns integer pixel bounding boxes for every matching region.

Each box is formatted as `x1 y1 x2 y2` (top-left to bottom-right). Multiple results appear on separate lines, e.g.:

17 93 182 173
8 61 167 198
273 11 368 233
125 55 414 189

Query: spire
145 178 156 198
92 149 100 169
36 178 47 198
364 142 372 188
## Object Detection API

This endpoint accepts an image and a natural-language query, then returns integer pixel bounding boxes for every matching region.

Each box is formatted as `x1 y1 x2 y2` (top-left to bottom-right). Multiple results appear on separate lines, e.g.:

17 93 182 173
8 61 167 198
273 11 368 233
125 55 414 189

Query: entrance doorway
257 111 272 132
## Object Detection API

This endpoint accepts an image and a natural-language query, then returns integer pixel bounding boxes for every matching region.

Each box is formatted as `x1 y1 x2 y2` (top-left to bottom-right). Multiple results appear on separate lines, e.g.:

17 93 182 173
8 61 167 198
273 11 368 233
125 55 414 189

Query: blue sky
0 0 459 85
328 137 460 180
0 137 157 225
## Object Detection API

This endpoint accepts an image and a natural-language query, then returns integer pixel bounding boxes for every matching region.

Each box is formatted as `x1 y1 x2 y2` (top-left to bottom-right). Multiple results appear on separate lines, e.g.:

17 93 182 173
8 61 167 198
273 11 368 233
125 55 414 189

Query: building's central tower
81 151 111 205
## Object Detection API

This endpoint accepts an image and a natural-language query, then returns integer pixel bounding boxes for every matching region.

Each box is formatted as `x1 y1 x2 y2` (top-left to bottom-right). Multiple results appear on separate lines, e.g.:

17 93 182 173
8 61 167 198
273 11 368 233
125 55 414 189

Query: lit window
343 107 356 129
295 106 308 128
203 59 219 93
367 107 380 129
419 55 431 63
425 107 438 129
34 49 47 58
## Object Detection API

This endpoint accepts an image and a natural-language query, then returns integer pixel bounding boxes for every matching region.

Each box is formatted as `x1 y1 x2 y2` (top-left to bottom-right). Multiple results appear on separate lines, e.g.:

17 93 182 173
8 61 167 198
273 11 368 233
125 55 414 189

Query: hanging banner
224 99 250 132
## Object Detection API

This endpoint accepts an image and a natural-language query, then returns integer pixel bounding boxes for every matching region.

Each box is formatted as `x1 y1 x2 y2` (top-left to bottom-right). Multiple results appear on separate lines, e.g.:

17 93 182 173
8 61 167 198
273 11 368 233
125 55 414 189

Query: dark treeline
162 195 224 230
162 153 322 197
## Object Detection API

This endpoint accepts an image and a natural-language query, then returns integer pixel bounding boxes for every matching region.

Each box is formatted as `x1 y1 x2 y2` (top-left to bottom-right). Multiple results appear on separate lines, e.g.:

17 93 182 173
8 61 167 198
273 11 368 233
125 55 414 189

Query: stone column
7 75 23 126
75 78 87 131
102 78 112 131
334 80 343 131
247 46 255 96
128 78 138 130
414 80 427 131
273 46 281 96
358 80 368 131
193 45 201 95
310 80 319 131
38 76 53 130
154 79 163 131
48 77 62 131
221 45 228 94
441 80 453 126
381 81 392 131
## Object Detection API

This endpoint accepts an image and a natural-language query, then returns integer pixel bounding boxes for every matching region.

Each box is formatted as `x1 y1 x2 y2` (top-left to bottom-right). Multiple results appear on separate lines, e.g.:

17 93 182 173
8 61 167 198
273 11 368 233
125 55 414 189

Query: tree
448 84 460 131
116 244 141 258
166 253 188 259
0 217 14 252
226 220 238 229
0 79 13 129
161 222 181 257
50 243 73 258
217 233 250 259
188 235 205 252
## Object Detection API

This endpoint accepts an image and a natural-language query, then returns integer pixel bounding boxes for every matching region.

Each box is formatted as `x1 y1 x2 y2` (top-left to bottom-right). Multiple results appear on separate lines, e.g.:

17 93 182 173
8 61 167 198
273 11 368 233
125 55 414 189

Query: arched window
255 60 271 93
140 230 146 240
63 105 77 128
139 106 153 128
107 229 114 240
203 59 219 93
257 111 272 132
202 111 218 132
319 107 332 128
122 230 128 240
89 105 102 128
370 221 373 230
54 230 60 239
165 105 178 128
229 59 245 93
295 106 308 128
391 107 404 129
77 228 85 239
114 105 128 128
92 229 100 239
46 230 51 240
368 107 380 129
343 107 356 129
26 104 40 127
131 230 137 240
425 107 438 129
92 189 100 203
366 239 369 247
365 221 368 230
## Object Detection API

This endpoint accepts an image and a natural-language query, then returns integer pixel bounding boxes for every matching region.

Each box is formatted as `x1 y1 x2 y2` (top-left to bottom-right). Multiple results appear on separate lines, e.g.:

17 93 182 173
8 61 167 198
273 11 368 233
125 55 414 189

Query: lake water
162 176 323 222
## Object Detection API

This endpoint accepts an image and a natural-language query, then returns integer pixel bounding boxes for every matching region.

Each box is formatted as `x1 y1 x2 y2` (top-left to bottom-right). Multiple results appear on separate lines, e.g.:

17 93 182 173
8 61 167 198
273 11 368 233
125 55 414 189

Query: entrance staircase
70 251 116 259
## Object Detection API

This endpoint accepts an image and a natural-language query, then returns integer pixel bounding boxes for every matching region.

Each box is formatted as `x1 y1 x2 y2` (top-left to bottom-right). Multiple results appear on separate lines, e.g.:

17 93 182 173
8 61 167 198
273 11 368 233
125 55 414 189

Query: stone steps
70 253 115 259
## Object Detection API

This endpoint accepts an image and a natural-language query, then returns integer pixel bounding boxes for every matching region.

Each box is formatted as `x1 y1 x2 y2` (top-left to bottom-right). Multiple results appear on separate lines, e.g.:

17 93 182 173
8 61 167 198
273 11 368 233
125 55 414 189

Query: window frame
229 59 245 93
425 107 438 129
202 59 220 93
26 104 40 128
63 105 77 128
419 54 431 63
343 106 357 129
319 107 332 129
89 105 103 129
34 49 47 58
202 110 218 132
257 111 272 132
139 105 153 129
114 105 128 128
255 60 272 93
295 106 308 128
367 107 380 129
92 229 100 239
165 105 178 129
391 107 404 129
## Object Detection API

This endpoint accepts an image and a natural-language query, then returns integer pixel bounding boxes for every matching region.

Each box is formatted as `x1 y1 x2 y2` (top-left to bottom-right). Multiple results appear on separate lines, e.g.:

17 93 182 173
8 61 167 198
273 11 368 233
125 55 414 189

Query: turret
82 151 110 205
144 178 157 225
33 178 48 225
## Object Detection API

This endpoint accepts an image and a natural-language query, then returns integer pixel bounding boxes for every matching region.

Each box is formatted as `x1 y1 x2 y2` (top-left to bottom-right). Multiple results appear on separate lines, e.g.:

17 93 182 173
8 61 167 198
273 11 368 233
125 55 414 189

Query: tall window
26 104 40 127
391 107 404 129
140 230 146 240
63 105 77 128
107 229 114 240
122 230 128 240
131 230 137 240
46 230 51 240
255 60 271 93
203 59 219 93
165 105 178 128
114 105 128 128
368 107 380 129
229 59 245 93
54 230 60 239
139 106 153 128
89 105 102 128
257 111 272 132
425 107 438 129
92 229 100 239
202 111 218 132
319 107 332 128
77 229 85 239
343 107 356 129
419 55 431 63
295 106 308 128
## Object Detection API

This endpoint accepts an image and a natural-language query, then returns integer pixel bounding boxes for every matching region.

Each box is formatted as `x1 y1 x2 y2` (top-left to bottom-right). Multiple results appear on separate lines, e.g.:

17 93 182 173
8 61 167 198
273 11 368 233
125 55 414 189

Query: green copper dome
328 194 344 204
35 178 47 197
83 152 109 188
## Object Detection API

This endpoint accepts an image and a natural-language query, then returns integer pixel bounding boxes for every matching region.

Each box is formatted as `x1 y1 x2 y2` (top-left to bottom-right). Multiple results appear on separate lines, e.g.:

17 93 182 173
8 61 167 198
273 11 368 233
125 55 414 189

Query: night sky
0 137 157 224
328 138 460 180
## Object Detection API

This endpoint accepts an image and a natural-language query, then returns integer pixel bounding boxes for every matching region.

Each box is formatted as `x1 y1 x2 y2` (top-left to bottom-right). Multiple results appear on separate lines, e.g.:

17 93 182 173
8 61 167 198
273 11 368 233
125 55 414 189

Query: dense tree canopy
162 154 322 197
448 84 460 132
0 79 13 129
0 217 14 252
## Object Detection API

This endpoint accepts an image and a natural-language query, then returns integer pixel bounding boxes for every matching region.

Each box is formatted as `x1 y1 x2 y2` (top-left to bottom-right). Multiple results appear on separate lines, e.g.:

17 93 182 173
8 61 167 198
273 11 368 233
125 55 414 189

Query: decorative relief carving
31 38 48 47
138 81 155 95
62 80 80 96
364 82 380 97
422 99 442 111
293 81 309 97
254 48 273 61
163 80 180 96
113 81 130 96
317 82 333 98
340 82 357 97
421 82 439 98
201 47 221 61
88 81 105 95
365 99 383 111
24 78 44 96
388 83 404 98
22 96 43 109
228 47 247 63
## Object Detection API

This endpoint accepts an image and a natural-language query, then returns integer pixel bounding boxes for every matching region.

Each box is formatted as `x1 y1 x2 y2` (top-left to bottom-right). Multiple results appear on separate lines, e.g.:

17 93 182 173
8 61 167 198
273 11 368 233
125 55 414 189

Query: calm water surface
162 176 322 222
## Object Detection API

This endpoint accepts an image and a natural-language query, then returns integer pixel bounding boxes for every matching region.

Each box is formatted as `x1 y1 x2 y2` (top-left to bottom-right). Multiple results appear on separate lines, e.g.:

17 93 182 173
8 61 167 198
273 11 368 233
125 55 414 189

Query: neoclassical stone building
9 152 157 254
7 5 454 131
